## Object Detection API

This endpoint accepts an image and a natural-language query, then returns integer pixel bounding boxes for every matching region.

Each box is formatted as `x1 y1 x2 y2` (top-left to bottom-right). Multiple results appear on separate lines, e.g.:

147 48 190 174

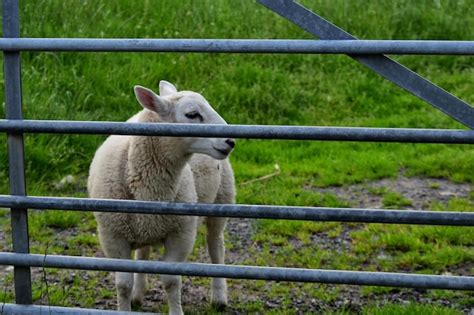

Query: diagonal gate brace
258 0 474 129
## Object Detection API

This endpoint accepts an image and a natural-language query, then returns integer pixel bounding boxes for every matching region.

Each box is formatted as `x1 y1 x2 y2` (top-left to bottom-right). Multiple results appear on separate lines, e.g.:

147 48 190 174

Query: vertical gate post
2 0 33 304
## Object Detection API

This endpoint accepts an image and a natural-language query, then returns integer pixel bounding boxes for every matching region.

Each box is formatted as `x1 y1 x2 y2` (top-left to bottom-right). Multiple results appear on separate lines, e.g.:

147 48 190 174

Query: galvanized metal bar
0 304 154 315
1 38 474 55
0 119 473 143
258 0 474 129
0 195 473 226
2 0 33 304
0 252 472 290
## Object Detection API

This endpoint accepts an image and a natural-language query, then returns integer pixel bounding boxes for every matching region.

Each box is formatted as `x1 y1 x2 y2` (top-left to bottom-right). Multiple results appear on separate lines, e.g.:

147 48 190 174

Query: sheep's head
133 81 235 160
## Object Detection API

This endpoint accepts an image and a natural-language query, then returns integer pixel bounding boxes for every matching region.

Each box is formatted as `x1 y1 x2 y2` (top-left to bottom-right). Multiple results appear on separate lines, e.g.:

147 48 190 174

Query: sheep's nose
225 139 235 148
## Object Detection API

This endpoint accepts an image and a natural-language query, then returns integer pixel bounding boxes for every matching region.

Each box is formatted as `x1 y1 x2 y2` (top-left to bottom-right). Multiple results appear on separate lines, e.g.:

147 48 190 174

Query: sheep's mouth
213 147 232 156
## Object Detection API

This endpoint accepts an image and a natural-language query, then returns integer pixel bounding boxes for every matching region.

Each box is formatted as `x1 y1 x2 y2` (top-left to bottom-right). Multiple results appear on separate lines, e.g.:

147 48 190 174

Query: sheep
87 80 235 315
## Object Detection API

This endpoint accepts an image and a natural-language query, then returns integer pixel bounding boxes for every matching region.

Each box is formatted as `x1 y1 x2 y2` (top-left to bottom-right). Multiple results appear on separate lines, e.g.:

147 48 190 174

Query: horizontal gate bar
1 38 474 55
0 195 473 226
0 304 152 315
0 252 472 290
0 120 474 143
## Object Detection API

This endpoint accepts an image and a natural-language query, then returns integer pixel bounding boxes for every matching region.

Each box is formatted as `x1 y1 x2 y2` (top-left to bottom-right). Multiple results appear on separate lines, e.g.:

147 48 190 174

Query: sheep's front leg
132 245 151 307
206 216 228 308
161 227 196 315
116 270 133 311
100 235 133 311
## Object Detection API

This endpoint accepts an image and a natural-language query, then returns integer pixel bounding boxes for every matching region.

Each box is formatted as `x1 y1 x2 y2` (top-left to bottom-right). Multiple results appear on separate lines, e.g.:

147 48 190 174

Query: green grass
362 303 463 315
351 198 474 273
30 210 82 229
382 191 413 208
0 0 473 313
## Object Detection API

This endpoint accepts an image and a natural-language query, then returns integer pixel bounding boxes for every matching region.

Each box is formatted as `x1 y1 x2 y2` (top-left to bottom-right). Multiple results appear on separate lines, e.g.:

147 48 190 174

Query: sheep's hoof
131 298 143 310
211 294 228 311
211 301 227 312
211 279 228 309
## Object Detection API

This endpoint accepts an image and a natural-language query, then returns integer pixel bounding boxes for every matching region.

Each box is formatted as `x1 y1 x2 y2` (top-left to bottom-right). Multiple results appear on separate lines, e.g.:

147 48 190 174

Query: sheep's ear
134 85 171 117
159 80 178 96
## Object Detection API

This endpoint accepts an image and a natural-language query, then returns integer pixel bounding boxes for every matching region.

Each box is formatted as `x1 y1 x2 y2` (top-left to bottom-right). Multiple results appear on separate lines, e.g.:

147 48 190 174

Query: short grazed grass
382 191 413 208
361 304 463 315
0 0 473 313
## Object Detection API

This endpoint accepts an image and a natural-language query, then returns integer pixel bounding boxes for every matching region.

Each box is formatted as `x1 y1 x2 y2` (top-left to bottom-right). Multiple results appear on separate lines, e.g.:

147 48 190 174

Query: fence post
2 0 33 304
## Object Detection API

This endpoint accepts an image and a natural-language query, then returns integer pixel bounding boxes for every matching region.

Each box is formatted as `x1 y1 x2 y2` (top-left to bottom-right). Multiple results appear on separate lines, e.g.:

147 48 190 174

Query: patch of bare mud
308 176 471 209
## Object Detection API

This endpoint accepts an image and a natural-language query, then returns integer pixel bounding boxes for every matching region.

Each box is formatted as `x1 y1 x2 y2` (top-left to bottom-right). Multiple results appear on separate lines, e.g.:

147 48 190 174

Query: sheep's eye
185 112 202 120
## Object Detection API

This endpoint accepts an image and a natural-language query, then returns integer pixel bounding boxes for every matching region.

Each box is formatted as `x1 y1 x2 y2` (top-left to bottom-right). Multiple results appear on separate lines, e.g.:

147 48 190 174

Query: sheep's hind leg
205 216 228 308
205 161 234 308
131 245 151 308
161 230 196 315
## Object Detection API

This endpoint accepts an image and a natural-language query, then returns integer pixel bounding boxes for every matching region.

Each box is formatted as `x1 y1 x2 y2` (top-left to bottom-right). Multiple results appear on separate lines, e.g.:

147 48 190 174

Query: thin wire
40 242 51 315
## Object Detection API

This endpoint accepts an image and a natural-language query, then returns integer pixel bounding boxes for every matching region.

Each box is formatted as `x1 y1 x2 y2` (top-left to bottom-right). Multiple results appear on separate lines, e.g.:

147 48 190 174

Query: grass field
0 0 473 313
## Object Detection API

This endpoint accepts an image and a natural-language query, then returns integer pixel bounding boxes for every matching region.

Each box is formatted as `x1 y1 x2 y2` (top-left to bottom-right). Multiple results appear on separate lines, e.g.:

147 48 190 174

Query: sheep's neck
127 110 190 202
128 135 189 202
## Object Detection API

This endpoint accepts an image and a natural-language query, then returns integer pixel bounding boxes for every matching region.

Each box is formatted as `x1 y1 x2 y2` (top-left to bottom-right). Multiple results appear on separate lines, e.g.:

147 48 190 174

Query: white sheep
87 81 235 315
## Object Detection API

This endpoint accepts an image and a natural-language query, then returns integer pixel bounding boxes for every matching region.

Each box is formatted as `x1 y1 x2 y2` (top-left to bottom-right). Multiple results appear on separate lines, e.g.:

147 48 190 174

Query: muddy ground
0 175 473 314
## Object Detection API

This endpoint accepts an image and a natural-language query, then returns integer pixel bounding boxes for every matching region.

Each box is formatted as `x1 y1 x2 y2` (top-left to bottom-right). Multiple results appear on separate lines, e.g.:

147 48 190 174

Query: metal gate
1 0 474 313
